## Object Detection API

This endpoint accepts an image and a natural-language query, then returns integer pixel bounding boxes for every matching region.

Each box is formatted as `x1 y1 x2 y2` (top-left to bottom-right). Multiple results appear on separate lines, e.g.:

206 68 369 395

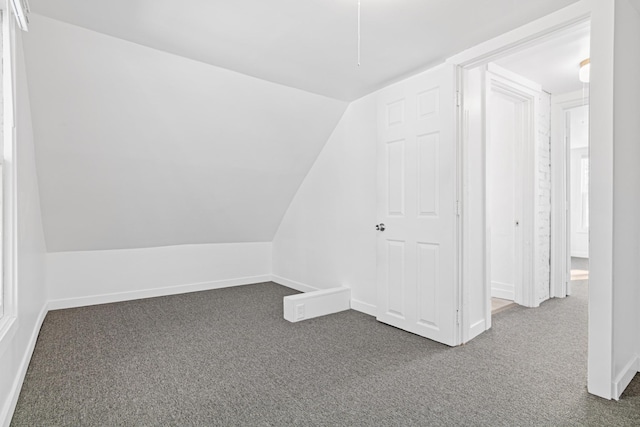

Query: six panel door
376 63 459 346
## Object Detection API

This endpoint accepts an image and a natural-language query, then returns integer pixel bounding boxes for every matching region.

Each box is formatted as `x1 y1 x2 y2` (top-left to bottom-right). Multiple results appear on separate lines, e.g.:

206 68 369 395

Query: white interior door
376 64 459 347
484 65 539 308
487 91 522 301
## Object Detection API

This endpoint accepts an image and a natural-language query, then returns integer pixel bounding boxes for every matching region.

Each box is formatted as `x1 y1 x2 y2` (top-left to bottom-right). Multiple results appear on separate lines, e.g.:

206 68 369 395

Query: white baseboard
48 275 272 310
613 355 640 400
1 304 48 427
491 281 515 301
350 299 377 317
270 275 319 293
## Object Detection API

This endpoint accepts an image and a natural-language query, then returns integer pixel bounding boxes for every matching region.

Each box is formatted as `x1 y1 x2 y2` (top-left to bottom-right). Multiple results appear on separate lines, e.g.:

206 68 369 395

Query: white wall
22 14 347 252
585 0 640 399
536 91 551 303
272 94 378 313
47 243 271 309
611 0 640 398
0 32 47 426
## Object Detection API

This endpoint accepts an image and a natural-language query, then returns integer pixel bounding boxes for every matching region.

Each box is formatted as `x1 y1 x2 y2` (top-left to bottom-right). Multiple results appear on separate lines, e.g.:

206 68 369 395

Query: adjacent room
2 0 640 425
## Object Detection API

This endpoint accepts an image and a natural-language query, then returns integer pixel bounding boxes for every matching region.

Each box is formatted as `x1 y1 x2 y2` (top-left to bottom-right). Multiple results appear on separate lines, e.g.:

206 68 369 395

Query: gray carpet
11 281 640 426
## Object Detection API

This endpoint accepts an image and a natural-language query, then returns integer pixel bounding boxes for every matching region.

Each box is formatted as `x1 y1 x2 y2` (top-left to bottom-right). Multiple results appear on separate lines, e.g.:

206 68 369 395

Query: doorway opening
459 19 591 335
567 104 590 287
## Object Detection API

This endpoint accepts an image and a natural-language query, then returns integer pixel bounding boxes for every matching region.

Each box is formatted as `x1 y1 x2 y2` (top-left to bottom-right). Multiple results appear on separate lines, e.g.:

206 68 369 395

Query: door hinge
456 200 461 217
456 90 461 108
456 309 461 325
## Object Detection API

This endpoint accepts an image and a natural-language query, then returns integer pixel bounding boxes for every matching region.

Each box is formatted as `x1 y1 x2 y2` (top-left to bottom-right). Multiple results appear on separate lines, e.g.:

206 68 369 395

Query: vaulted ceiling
23 15 347 252
24 1 582 252
29 0 580 101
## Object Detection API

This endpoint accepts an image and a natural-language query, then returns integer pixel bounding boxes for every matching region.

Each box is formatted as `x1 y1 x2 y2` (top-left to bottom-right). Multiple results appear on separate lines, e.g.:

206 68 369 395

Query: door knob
375 223 386 232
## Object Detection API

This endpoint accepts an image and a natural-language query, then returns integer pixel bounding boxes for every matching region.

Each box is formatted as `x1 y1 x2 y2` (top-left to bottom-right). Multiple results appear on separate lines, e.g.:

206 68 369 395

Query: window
0 9 5 323
0 2 19 337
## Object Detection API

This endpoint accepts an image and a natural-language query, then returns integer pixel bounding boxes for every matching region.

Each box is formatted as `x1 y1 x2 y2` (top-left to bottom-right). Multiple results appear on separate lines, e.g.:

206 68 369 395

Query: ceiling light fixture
579 58 590 83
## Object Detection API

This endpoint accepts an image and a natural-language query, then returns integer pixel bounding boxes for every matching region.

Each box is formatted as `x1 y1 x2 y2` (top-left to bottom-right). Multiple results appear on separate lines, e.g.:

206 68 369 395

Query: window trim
0 0 20 353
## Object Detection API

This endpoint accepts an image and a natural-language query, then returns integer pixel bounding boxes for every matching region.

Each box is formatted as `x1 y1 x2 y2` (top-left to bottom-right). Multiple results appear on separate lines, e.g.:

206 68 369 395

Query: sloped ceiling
23 15 347 252
29 0 580 101
24 1 583 252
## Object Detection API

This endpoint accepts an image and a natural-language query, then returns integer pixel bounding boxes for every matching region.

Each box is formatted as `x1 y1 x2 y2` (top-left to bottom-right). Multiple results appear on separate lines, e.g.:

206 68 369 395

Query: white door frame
446 2 591 345
550 91 590 299
485 64 540 308
448 0 617 400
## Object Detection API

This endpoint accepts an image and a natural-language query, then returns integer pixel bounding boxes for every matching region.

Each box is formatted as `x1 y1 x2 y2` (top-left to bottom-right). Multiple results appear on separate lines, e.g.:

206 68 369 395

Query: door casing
550 91 590 299
448 6 592 344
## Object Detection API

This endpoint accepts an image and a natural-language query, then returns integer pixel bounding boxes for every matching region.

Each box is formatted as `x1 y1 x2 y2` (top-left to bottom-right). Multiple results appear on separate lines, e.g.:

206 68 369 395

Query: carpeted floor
11 281 640 426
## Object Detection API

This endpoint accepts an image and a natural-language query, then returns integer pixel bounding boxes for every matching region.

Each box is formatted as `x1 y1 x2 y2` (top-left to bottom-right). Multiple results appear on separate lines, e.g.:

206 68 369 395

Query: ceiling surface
29 0 580 101
23 16 347 252
495 22 590 94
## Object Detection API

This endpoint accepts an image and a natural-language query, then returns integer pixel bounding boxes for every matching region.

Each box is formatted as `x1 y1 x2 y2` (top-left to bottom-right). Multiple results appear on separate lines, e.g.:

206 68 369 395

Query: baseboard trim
491 283 515 301
1 303 48 427
612 355 640 400
350 299 377 317
270 275 319 293
47 275 272 310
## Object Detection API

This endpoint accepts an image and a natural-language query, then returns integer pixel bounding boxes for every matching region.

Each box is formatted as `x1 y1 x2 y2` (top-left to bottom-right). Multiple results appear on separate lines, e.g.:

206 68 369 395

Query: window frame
0 0 20 351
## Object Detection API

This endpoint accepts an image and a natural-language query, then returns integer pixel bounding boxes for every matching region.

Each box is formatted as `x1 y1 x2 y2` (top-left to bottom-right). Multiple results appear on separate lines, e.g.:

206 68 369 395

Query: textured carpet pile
11 280 640 426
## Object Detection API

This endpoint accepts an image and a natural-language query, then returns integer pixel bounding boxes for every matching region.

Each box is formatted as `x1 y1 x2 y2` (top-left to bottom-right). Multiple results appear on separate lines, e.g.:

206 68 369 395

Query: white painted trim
47 275 272 310
486 63 542 93
550 90 589 299
571 251 589 258
468 319 487 341
446 2 590 67
1 6 19 348
9 0 27 31
0 316 16 358
350 299 376 317
270 275 319 293
612 355 640 400
491 285 515 302
283 287 350 322
0 303 47 427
